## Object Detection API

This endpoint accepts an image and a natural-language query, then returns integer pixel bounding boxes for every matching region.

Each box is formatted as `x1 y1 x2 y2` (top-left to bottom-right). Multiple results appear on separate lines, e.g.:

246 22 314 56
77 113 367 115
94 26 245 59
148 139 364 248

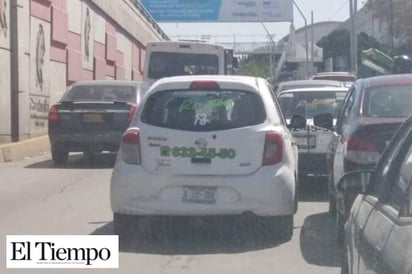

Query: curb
0 136 50 163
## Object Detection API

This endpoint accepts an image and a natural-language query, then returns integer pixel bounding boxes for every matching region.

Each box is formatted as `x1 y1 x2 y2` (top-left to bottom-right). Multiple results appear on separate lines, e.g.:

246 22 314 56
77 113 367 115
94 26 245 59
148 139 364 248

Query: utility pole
261 22 276 82
293 0 309 79
389 0 394 50
349 0 358 75
311 11 314 62
10 0 20 142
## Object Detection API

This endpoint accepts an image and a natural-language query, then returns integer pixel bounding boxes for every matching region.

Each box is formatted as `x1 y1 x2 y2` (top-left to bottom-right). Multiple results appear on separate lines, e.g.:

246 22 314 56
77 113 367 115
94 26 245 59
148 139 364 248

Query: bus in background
142 41 238 87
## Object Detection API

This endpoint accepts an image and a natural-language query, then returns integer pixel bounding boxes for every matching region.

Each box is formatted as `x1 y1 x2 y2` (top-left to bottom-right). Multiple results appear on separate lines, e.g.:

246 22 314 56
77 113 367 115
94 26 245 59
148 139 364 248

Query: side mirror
289 114 306 129
313 113 333 130
337 170 373 194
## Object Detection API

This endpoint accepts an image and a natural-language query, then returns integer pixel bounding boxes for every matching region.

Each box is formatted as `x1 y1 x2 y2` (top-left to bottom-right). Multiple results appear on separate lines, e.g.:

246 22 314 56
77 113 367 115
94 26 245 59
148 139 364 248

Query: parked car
326 74 412 245
48 80 145 164
110 75 298 241
278 87 349 181
339 115 412 274
275 79 344 94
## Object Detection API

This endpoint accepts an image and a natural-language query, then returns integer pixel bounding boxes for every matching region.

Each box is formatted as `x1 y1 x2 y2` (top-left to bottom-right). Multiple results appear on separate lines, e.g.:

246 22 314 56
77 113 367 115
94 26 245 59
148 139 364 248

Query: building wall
0 0 165 142
0 0 11 141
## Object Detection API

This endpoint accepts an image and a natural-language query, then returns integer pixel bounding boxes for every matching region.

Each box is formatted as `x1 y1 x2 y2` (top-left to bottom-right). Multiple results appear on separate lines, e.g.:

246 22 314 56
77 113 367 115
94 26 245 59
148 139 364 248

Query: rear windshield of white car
363 85 412 117
141 90 266 131
278 91 347 119
62 85 136 103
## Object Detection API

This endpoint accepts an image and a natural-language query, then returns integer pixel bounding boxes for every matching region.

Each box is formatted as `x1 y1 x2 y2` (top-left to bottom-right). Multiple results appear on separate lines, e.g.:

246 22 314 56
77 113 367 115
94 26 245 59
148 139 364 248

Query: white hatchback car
111 75 298 240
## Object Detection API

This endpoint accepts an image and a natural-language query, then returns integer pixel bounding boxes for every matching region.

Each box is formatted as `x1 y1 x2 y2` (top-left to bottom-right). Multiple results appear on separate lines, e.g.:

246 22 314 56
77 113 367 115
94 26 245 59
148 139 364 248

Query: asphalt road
0 153 343 274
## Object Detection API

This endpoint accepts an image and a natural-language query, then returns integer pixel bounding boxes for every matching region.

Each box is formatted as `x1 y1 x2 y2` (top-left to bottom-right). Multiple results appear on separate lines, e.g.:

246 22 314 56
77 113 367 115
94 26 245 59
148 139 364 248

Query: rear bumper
298 153 328 176
110 161 296 217
49 131 124 152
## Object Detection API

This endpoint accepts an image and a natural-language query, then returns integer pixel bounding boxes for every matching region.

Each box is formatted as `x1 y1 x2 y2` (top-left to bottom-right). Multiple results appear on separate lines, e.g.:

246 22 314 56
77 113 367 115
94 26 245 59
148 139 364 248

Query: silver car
339 115 412 274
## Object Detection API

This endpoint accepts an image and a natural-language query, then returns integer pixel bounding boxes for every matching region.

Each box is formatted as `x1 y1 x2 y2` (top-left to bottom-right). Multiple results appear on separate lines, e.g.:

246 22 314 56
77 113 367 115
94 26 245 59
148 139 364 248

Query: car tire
51 145 69 165
336 212 345 247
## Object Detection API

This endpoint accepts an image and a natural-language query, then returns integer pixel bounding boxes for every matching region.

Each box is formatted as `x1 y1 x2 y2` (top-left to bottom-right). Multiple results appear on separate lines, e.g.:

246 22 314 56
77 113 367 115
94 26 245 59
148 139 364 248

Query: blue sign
141 0 293 22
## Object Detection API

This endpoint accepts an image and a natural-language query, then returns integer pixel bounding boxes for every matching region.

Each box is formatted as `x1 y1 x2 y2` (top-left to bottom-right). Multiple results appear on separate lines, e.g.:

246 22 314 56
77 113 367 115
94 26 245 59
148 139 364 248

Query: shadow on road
298 177 328 202
91 216 292 255
24 153 116 169
300 212 342 267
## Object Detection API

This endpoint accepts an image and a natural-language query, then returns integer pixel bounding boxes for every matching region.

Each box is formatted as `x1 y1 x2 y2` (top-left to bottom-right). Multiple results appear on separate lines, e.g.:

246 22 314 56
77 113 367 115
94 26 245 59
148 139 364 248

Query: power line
328 0 349 20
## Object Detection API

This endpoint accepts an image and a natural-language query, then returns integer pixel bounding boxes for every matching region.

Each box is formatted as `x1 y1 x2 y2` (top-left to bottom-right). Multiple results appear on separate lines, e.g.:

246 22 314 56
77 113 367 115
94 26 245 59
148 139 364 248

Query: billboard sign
141 0 293 22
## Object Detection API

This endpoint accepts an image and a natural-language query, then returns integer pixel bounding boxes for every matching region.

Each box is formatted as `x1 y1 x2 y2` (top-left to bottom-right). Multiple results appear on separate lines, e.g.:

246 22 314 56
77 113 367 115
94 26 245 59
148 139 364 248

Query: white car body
278 87 349 177
111 75 298 218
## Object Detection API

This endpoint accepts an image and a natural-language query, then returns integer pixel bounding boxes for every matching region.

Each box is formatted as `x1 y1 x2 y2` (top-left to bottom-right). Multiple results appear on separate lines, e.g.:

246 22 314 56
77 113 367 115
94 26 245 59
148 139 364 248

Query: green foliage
317 29 351 60
365 0 412 40
317 29 384 63
238 59 270 78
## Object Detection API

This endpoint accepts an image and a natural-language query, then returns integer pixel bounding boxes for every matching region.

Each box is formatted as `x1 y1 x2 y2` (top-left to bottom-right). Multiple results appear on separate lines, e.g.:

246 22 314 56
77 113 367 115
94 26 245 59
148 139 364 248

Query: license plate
83 113 103 123
296 136 316 148
182 186 216 204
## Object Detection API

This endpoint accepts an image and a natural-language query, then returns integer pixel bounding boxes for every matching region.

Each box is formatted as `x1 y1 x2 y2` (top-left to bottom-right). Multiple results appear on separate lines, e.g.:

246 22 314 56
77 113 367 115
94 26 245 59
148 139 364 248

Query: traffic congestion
2 0 412 273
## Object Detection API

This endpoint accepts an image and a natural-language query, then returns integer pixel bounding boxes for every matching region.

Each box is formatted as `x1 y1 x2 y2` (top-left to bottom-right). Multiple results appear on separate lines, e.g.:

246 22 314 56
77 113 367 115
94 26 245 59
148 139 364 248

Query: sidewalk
0 136 50 162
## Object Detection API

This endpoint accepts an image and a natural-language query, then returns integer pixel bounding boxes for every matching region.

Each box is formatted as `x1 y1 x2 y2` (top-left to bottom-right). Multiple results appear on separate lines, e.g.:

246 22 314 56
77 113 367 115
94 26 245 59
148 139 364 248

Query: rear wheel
51 145 68 165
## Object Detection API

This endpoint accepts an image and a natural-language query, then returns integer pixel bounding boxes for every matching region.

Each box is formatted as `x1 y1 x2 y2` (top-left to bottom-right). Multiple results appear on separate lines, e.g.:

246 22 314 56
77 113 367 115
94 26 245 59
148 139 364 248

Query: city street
1 153 342 274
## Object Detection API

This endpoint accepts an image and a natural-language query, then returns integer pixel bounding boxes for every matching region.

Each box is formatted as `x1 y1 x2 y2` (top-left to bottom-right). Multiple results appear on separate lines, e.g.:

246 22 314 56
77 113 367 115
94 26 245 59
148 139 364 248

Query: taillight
121 128 141 165
190 80 219 90
127 104 137 123
48 105 59 122
345 134 380 167
263 131 284 166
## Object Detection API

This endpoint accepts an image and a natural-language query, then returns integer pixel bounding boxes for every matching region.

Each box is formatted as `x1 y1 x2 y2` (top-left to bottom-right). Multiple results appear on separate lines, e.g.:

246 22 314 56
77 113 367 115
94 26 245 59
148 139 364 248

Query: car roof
361 74 412 89
278 87 349 95
149 75 263 94
72 80 142 87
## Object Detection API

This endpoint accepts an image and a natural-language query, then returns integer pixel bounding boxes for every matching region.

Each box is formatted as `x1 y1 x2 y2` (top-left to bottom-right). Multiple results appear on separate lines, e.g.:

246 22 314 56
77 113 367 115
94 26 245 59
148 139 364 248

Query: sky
157 0 366 43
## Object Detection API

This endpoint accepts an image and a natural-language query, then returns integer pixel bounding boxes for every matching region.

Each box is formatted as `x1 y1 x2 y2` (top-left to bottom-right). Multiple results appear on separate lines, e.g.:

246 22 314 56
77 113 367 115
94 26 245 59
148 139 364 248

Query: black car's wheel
336 212 345 247
51 145 69 165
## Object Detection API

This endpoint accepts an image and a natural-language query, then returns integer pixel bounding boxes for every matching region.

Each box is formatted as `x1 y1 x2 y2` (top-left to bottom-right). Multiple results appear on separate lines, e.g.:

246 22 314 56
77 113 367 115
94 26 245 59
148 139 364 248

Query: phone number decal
160 146 236 159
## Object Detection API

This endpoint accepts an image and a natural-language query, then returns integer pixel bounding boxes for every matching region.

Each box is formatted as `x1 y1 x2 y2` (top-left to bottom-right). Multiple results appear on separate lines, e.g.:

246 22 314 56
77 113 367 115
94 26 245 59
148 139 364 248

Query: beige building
0 0 166 143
